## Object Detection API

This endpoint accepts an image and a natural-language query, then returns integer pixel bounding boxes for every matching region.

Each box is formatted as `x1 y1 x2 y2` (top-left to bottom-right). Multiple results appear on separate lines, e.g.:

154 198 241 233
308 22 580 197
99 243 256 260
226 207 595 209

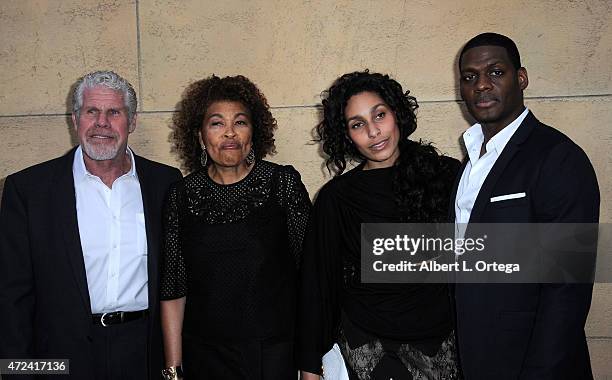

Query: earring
200 148 208 167
245 148 255 166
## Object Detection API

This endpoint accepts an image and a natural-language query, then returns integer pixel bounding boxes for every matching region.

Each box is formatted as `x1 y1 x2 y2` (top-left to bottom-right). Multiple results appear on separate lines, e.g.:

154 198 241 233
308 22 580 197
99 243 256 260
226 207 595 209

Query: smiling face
460 45 528 132
73 86 135 162
345 91 400 170
201 100 253 168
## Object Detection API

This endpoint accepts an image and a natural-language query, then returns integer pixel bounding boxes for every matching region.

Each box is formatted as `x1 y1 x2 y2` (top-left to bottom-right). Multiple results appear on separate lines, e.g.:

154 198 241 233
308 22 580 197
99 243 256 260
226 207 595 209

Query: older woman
160 75 311 379
298 71 461 380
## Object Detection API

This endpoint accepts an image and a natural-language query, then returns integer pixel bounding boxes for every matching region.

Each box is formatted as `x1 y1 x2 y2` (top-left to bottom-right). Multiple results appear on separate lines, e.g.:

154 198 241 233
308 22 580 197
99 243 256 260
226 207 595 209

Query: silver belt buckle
100 312 109 327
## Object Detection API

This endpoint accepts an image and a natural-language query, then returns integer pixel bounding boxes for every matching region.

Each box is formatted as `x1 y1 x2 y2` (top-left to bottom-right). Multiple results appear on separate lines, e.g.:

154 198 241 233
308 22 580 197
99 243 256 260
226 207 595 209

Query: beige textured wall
1 0 610 376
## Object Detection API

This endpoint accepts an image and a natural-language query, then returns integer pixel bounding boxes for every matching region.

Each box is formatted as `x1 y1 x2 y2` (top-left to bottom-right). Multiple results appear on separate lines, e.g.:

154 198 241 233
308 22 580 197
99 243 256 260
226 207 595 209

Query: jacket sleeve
520 141 599 379
0 175 35 360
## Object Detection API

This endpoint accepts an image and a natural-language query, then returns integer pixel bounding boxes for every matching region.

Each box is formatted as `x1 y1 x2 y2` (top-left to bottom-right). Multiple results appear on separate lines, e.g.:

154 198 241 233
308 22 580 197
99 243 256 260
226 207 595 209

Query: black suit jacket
450 111 600 380
0 148 182 379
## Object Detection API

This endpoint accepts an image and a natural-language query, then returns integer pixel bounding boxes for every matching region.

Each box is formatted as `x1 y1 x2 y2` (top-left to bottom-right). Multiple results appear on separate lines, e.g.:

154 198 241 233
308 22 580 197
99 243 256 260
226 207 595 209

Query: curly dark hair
317 70 458 222
172 75 277 173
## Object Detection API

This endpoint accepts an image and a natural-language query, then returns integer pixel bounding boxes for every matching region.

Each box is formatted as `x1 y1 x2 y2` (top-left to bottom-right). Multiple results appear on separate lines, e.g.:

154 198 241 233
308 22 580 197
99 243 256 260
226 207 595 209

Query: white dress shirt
455 108 529 238
73 146 148 314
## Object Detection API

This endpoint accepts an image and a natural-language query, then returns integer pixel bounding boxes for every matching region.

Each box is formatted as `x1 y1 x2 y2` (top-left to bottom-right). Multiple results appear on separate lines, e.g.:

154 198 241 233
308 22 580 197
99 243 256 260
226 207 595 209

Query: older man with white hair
0 71 182 379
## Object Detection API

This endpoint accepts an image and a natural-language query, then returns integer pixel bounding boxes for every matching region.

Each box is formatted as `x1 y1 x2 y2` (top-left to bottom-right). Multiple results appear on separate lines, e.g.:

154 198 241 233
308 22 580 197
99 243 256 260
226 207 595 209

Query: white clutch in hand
322 343 349 380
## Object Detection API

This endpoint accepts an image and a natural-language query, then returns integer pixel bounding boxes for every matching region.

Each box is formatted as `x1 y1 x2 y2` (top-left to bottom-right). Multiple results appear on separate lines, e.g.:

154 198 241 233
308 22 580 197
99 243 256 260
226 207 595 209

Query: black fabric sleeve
521 141 600 378
160 182 187 300
277 165 312 267
0 175 35 360
297 182 343 374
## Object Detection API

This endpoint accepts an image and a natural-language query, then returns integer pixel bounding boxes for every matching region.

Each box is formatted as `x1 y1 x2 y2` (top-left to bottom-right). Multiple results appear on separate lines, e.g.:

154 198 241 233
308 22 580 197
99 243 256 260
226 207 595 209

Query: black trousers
91 315 149 380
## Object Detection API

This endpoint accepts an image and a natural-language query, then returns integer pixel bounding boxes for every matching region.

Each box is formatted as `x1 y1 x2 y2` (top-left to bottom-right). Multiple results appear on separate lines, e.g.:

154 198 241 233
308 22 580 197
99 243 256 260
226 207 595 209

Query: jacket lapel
134 155 159 311
54 148 92 314
468 111 537 223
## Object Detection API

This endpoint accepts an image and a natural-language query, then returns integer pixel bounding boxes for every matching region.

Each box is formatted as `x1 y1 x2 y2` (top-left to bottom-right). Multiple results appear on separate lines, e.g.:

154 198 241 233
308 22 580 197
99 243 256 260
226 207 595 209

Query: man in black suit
451 33 599 379
0 71 182 379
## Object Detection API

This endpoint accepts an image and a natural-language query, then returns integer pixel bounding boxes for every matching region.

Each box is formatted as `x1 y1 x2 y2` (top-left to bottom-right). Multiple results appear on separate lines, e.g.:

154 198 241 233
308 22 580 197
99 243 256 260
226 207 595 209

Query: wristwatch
161 365 184 380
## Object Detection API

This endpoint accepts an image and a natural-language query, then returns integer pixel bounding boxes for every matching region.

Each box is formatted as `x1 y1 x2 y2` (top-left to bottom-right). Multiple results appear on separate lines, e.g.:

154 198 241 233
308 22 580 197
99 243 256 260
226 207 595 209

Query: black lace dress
161 160 311 379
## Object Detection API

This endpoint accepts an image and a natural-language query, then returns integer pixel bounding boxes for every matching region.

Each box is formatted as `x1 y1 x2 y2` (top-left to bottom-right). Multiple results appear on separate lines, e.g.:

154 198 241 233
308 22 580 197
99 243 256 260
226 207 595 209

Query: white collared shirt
73 146 148 313
455 108 529 236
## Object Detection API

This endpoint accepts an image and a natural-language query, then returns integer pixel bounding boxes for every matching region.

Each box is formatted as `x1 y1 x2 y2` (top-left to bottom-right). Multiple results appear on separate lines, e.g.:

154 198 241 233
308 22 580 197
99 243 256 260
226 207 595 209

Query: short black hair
459 32 521 70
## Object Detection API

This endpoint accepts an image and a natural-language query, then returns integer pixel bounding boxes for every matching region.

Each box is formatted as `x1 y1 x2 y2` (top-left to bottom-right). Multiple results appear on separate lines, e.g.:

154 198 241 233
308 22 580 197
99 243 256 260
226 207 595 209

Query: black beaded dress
298 160 461 380
161 160 311 379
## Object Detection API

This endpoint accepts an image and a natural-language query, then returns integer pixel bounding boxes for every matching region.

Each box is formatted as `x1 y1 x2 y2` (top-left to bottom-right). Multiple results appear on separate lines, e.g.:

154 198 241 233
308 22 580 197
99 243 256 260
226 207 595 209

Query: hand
301 370 321 380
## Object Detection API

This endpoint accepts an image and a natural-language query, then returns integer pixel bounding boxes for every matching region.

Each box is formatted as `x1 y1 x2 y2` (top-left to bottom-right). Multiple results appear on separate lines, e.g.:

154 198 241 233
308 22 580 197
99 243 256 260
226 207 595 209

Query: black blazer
450 111 600 380
0 148 182 379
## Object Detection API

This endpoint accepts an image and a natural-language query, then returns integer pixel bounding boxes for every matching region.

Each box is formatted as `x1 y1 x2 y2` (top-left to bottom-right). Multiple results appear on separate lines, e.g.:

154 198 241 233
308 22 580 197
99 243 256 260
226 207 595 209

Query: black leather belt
92 310 148 327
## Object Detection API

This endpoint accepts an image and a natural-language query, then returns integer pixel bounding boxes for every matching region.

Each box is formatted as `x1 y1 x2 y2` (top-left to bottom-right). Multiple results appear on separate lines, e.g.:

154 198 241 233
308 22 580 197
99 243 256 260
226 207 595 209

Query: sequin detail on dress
160 160 311 300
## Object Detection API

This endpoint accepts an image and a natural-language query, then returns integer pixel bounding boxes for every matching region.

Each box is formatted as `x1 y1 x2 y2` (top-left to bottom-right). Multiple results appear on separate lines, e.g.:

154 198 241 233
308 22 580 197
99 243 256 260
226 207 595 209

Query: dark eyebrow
346 103 387 123
206 112 250 120
486 60 506 68
461 60 507 72
371 103 387 112
346 115 361 124
206 113 223 120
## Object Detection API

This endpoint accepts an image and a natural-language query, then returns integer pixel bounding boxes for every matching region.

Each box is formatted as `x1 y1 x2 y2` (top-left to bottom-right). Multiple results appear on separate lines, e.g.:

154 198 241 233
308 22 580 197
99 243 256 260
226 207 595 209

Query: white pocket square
490 192 526 203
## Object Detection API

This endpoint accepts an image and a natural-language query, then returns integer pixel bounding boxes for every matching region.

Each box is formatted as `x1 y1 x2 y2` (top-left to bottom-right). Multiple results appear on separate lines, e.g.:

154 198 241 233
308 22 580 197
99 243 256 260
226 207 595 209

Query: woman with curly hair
160 75 311 379
299 71 461 380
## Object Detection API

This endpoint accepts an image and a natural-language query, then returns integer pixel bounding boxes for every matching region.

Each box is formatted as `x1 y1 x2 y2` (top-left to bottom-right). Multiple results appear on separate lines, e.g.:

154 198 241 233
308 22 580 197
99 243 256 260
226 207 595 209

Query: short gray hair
72 70 137 122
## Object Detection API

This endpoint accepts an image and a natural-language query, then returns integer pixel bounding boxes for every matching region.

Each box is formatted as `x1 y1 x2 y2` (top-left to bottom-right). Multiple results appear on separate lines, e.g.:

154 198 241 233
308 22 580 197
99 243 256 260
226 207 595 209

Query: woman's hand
301 370 321 380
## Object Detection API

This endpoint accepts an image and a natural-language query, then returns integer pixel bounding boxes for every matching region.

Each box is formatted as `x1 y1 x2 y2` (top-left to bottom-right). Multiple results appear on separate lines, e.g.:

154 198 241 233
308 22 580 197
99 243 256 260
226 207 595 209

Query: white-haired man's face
73 86 136 162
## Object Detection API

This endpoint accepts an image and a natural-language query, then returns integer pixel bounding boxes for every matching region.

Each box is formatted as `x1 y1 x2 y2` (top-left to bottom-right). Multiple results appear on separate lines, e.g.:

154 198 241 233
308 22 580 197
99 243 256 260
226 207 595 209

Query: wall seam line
135 0 144 112
1 93 611 118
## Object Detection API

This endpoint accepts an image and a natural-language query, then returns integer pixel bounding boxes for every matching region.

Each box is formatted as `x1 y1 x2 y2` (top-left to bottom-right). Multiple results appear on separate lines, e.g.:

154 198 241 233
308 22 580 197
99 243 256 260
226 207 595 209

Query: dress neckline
203 160 259 187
